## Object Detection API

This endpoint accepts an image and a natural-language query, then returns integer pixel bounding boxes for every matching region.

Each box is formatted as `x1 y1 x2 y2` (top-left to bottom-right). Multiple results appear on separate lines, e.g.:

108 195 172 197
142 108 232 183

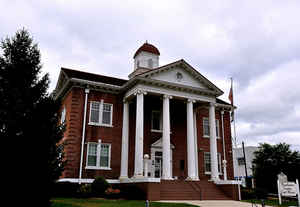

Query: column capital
209 102 216 107
134 89 147 96
187 98 196 103
85 88 90 94
163 94 173 99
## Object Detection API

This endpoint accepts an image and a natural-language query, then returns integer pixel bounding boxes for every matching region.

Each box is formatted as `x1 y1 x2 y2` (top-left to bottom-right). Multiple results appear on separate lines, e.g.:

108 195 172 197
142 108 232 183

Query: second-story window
89 101 113 127
151 110 162 131
203 117 220 138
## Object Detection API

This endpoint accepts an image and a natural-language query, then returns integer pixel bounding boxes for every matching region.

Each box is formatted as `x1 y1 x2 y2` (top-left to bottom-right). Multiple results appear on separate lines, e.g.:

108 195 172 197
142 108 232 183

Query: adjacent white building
233 146 258 187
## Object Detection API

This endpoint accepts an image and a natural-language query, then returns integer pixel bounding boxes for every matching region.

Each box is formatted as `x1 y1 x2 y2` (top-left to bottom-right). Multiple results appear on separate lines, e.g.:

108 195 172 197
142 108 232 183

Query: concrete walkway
158 200 272 207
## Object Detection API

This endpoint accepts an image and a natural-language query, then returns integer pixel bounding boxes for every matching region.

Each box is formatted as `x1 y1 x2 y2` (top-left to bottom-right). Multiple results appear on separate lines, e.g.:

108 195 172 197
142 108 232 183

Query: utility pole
242 141 248 187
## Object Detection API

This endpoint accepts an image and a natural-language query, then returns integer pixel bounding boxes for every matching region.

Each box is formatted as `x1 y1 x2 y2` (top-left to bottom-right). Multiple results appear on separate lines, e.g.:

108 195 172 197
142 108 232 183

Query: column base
132 174 144 179
209 177 220 183
185 176 199 181
119 176 129 181
161 177 174 180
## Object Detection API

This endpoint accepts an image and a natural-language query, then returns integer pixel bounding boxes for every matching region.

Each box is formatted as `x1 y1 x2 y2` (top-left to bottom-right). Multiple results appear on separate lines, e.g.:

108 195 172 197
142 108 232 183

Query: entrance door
150 138 174 178
154 151 163 178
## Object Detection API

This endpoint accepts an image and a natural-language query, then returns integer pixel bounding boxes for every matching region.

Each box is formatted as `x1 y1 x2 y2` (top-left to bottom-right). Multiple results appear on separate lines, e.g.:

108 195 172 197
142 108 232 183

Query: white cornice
71 78 122 90
125 83 216 103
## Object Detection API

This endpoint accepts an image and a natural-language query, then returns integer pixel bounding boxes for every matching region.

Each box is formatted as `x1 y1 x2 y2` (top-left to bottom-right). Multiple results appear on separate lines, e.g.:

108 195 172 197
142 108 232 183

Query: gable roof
54 60 227 102
61 67 128 86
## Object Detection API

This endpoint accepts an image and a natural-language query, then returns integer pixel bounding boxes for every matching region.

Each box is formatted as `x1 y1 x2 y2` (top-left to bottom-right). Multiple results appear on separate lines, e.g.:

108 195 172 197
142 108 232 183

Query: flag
229 78 234 122
228 78 233 106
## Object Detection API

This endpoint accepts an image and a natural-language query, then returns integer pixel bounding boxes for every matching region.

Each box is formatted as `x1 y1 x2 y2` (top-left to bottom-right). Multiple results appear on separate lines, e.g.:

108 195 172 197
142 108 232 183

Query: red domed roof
133 42 160 58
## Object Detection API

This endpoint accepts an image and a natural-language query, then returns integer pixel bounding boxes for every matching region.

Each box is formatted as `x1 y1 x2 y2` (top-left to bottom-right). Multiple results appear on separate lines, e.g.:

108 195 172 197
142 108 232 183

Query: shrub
105 187 121 199
77 184 92 198
241 188 256 200
53 182 80 197
120 184 146 200
91 176 111 197
254 187 268 199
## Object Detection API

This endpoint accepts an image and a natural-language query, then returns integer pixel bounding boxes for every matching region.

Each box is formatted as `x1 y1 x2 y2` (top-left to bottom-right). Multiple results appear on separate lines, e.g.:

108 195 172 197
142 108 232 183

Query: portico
119 83 221 182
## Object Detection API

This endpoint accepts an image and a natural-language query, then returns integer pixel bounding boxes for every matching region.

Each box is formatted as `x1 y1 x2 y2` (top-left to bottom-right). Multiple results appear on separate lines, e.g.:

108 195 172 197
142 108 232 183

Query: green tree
0 29 64 206
253 143 300 193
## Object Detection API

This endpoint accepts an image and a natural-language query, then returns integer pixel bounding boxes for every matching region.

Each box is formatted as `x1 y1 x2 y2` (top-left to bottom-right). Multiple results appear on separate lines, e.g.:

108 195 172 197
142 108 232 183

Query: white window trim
86 142 112 170
204 152 223 175
88 100 113 127
203 117 220 139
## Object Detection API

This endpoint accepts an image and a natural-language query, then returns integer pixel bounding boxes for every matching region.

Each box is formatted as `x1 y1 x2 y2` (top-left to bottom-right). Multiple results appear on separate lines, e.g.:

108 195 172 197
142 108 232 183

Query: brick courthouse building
54 42 240 200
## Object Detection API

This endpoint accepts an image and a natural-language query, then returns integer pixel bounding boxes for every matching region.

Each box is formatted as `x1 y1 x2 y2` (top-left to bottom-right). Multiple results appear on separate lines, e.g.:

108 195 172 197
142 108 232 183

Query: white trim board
57 177 161 184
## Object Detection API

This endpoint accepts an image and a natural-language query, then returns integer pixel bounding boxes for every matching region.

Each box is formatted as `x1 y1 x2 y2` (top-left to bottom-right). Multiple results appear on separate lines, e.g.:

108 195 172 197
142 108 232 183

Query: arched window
148 59 153 68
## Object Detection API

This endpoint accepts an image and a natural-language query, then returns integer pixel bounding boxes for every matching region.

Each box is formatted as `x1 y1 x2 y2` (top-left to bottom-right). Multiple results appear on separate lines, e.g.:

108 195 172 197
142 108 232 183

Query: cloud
0 0 299 151
233 60 300 149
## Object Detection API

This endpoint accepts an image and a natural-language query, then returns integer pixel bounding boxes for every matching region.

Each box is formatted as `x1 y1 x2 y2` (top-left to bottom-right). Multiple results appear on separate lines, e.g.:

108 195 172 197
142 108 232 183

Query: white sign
277 174 300 206
281 182 297 197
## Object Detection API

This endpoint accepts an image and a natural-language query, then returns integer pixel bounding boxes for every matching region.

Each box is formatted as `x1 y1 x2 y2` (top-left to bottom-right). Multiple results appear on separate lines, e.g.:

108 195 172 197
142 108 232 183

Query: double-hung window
86 142 111 170
203 117 220 138
204 152 222 174
151 110 162 131
237 157 245 166
89 100 113 126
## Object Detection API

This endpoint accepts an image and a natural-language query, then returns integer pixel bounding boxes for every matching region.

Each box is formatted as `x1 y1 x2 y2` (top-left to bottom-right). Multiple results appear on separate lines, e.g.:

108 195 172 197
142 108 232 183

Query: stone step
159 179 231 200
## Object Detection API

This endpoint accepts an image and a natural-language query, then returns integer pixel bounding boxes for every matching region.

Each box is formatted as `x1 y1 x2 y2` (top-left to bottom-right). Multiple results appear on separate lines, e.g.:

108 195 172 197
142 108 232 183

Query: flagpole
230 77 238 148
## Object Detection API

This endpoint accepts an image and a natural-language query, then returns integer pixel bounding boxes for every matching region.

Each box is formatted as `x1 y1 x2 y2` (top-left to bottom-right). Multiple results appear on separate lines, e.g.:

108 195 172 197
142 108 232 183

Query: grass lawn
51 198 198 207
242 199 298 207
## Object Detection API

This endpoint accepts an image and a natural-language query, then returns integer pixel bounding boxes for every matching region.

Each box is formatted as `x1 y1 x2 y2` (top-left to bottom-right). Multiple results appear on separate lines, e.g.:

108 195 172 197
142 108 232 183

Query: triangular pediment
151 138 175 149
139 59 223 96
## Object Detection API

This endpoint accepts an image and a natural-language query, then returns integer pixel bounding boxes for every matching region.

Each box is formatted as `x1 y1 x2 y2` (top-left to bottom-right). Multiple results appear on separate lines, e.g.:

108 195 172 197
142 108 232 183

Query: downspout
221 110 227 180
79 88 90 184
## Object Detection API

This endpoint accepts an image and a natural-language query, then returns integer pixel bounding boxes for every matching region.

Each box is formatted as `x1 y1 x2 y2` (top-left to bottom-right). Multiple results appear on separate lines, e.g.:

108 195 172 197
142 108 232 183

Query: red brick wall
60 87 234 180
60 87 85 178
196 107 234 180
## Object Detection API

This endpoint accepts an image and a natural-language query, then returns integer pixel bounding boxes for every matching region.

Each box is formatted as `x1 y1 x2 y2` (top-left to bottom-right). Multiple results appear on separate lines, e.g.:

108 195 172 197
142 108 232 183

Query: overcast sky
1 0 299 151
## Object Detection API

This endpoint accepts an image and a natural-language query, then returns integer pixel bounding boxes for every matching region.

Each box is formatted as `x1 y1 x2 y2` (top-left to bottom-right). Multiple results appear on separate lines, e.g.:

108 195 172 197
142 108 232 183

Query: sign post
296 179 300 207
277 179 282 205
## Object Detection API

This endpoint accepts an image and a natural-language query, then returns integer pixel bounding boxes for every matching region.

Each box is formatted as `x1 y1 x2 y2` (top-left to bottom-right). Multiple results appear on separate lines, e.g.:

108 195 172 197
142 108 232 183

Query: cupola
129 41 160 78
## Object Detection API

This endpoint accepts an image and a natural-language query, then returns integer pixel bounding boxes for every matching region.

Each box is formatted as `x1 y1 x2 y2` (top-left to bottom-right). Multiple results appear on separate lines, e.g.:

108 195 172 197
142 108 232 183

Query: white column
162 95 172 180
221 110 227 180
134 90 146 178
193 111 199 180
119 100 129 180
186 99 197 180
209 102 219 181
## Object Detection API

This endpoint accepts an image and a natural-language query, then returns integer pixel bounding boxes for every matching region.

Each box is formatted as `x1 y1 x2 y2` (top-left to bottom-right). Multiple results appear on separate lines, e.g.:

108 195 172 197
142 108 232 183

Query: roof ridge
61 67 128 82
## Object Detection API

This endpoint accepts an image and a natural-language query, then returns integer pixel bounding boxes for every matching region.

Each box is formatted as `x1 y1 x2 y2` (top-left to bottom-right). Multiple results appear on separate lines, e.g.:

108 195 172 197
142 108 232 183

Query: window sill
88 123 113 128
85 166 112 170
151 129 162 133
203 135 221 139
151 129 172 134
205 172 223 175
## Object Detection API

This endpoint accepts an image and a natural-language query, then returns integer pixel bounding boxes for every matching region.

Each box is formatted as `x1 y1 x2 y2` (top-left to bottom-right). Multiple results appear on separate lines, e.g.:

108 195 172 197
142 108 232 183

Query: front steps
159 180 231 200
